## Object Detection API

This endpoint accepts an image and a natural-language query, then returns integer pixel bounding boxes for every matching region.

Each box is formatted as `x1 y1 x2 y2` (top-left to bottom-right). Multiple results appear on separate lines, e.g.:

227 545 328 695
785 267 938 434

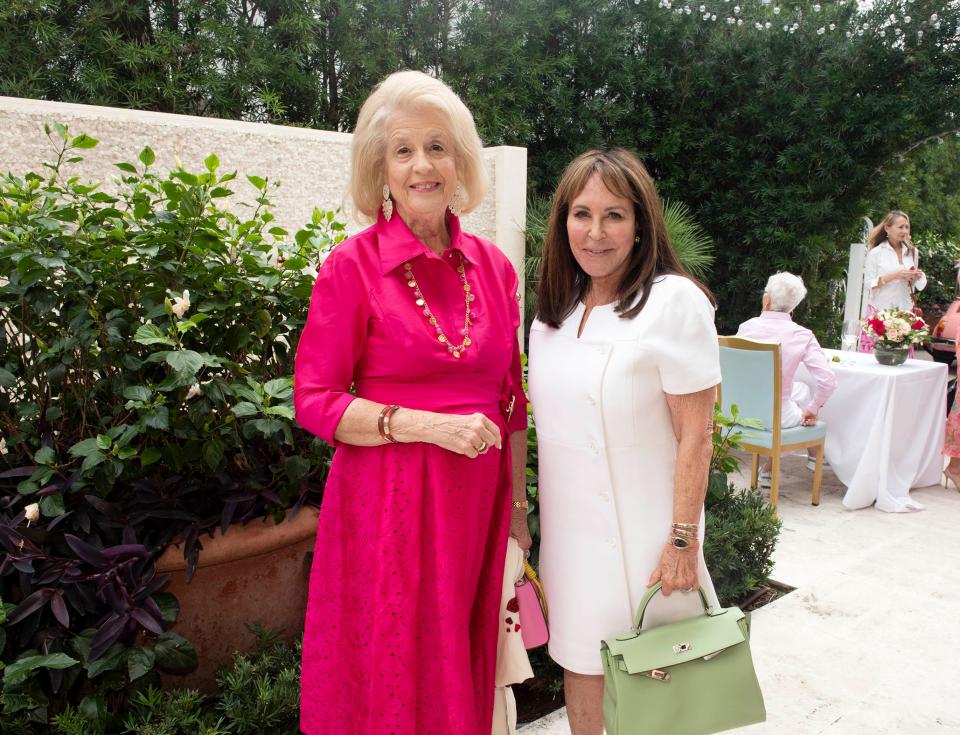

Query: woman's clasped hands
427 411 502 458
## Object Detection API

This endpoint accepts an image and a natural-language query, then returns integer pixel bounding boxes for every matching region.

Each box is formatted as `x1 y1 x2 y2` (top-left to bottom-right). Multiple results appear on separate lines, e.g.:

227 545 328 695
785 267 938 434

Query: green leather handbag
600 582 765 735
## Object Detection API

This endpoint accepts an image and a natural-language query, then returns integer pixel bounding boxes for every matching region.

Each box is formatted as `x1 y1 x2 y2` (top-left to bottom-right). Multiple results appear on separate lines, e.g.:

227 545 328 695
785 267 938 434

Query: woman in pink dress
293 71 530 734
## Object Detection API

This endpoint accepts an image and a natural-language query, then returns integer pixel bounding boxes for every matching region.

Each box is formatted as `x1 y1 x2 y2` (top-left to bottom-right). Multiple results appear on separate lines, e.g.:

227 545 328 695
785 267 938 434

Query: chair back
717 336 781 432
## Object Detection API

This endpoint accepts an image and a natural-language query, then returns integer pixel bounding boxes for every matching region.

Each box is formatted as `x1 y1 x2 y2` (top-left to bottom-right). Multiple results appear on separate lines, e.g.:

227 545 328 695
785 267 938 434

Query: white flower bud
25 502 40 524
185 384 203 401
0 437 7 455
171 290 191 319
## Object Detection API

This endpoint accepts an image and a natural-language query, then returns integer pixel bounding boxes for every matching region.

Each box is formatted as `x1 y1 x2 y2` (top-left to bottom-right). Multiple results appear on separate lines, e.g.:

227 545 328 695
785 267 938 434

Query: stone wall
0 96 526 292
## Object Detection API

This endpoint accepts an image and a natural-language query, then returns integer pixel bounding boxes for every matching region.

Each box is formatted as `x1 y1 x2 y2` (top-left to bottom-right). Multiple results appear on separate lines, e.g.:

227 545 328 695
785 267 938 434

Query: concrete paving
519 452 960 735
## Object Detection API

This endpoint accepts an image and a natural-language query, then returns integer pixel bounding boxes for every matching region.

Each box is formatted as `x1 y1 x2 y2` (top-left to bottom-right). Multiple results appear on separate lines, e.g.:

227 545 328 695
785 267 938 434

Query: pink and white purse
514 560 549 649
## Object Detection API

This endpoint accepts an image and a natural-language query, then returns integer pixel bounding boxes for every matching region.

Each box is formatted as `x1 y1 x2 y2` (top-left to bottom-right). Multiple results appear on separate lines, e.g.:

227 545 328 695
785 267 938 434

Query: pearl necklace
403 255 475 359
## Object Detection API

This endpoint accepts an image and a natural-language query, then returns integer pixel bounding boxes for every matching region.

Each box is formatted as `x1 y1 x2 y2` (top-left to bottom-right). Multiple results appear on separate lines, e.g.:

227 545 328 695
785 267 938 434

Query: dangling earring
448 183 464 217
381 184 393 221
634 234 640 246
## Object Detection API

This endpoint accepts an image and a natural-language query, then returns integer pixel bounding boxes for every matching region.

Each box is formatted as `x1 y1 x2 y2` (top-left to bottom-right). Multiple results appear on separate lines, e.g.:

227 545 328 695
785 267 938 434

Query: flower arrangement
862 309 929 348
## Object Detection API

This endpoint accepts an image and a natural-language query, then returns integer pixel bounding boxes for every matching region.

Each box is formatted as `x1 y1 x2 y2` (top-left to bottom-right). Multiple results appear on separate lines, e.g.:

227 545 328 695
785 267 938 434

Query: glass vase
873 344 909 366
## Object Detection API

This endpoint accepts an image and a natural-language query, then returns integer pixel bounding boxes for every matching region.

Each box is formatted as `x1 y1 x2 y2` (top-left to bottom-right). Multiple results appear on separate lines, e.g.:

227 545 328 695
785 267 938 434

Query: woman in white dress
528 149 721 735
859 210 925 352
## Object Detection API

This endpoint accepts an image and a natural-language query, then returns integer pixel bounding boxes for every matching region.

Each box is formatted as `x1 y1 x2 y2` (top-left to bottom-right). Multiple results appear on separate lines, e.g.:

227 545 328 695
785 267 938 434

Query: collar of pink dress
376 210 480 274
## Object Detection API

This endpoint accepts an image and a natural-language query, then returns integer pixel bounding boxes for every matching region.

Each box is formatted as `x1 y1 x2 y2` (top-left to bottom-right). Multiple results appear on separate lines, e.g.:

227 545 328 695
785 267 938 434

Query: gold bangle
378 405 400 444
512 500 529 509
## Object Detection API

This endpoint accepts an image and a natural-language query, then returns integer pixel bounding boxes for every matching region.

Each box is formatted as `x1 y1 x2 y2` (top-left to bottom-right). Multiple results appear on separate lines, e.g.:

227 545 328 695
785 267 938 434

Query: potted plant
0 124 342 721
862 309 929 365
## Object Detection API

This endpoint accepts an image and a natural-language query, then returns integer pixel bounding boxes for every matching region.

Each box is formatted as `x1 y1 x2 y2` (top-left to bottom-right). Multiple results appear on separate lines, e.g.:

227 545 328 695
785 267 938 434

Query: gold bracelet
512 500 529 509
377 405 400 444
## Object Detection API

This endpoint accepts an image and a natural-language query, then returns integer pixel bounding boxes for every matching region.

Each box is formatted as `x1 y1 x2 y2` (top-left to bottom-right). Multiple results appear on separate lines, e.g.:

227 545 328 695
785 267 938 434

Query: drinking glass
841 320 860 352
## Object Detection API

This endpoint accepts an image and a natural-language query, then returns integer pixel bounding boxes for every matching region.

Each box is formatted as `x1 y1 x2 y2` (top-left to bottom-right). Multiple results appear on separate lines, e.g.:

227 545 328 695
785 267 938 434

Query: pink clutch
515 560 549 649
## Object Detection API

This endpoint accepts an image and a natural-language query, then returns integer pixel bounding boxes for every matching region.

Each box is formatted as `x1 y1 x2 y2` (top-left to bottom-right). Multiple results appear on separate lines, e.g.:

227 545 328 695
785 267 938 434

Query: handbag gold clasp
645 669 671 682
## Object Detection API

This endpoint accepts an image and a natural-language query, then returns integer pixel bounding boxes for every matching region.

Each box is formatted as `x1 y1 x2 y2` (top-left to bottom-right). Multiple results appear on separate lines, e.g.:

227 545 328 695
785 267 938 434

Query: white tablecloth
798 349 947 512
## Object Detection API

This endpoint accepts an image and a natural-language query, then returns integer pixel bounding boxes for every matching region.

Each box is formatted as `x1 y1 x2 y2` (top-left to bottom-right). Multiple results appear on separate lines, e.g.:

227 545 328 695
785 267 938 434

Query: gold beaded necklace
403 254 475 359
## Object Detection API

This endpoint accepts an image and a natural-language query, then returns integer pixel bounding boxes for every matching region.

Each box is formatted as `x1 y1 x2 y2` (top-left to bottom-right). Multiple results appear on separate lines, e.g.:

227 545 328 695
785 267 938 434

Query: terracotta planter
155 506 319 692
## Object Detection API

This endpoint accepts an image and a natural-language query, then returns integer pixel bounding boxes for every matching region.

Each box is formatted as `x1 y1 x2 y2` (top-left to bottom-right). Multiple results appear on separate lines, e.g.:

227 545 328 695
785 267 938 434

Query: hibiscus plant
0 124 342 724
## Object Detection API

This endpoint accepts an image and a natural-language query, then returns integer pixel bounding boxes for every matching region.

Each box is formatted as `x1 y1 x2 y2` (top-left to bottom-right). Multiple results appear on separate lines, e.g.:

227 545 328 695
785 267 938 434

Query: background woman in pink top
294 71 529 735
737 272 836 484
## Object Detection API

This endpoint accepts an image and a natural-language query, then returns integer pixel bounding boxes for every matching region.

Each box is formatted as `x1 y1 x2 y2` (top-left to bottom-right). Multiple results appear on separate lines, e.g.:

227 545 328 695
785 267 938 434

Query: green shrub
704 483 782 607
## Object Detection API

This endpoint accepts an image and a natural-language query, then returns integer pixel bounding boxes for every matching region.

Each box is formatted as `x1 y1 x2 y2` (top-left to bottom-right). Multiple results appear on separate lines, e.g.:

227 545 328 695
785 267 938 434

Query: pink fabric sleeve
801 335 837 413
505 264 528 434
294 250 370 445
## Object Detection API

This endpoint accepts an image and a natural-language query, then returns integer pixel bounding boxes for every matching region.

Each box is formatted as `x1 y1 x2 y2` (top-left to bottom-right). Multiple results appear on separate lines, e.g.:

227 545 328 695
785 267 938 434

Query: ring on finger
476 440 488 453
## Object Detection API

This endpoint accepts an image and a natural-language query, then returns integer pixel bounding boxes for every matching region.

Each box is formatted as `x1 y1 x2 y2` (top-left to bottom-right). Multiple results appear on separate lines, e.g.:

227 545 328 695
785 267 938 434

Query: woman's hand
419 411 502 458
510 507 533 551
647 542 700 595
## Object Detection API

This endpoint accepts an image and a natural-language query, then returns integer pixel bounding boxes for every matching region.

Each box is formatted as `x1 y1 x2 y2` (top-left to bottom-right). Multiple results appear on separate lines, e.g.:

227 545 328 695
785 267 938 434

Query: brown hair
536 148 714 328
867 210 914 256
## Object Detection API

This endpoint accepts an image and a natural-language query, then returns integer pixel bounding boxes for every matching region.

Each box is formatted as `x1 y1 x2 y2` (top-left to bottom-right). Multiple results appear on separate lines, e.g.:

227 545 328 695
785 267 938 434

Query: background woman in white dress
528 149 721 735
859 210 925 352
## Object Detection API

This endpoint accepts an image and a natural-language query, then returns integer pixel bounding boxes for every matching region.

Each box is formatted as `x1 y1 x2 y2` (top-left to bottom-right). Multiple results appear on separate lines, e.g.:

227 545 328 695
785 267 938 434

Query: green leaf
69 438 101 458
139 146 156 167
123 385 153 402
4 653 78 687
153 592 180 625
0 367 15 388
52 122 68 141
284 455 310 482
153 632 198 674
40 493 65 517
202 438 224 471
204 153 220 172
34 446 55 465
114 162 138 173
143 407 170 431
126 647 156 682
70 134 99 149
85 643 124 678
133 322 177 347
263 378 293 399
247 174 267 191
165 350 204 376
263 404 295 419
81 452 106 472
140 447 162 467
209 186 234 198
95 434 112 451
231 401 259 417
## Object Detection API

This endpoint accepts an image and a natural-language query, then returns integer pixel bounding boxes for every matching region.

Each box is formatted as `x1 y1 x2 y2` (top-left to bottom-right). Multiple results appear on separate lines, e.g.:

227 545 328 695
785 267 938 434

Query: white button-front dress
528 274 723 675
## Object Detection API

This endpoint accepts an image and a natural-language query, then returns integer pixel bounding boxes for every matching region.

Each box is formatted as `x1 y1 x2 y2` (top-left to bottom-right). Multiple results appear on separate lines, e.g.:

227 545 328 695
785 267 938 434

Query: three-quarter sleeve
294 249 371 445
505 263 528 434
654 278 722 395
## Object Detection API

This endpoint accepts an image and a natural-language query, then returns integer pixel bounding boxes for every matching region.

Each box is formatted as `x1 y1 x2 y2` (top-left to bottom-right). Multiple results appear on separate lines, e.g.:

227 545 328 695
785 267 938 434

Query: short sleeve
504 261 528 434
653 278 722 395
293 248 371 444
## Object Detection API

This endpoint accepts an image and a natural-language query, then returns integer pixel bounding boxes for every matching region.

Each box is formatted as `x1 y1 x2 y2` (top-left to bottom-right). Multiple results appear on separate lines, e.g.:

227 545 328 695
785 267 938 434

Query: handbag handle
633 582 712 631
520 559 549 618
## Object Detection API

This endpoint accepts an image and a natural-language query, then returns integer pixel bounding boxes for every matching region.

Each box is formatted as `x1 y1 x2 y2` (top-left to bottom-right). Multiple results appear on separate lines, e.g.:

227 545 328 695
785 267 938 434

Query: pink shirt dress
294 211 527 735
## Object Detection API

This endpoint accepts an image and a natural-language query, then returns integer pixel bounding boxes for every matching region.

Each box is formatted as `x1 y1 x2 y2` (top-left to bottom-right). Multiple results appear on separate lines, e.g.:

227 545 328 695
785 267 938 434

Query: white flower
765 21 771 29
711 13 717 20
737 18 743 25
817 27 825 34
846 30 852 37
685 6 692 14
774 5 780 14
699 4 705 10
903 16 911 24
829 23 836 30
0 437 7 455
185 383 203 401
930 13 938 22
727 16 734 24
813 3 821 11
734 5 740 14
171 290 191 319
25 502 40 524
783 24 790 31
755 22 763 29
917 29 923 38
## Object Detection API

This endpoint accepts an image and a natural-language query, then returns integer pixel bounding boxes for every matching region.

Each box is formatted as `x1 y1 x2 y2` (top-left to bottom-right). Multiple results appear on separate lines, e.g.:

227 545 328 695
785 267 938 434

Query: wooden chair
717 336 826 509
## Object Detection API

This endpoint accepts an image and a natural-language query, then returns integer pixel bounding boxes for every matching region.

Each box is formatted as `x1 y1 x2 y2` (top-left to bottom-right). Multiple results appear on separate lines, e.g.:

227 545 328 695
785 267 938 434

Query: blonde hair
868 210 913 255
348 70 488 221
